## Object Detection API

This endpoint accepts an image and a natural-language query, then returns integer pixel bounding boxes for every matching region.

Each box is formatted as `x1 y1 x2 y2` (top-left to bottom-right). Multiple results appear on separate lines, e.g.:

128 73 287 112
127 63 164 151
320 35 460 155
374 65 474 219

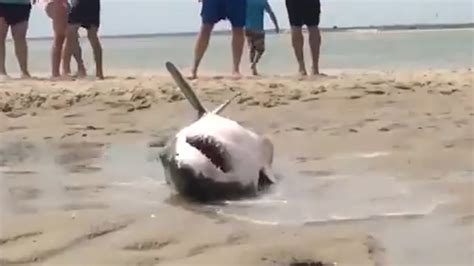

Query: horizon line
23 22 474 41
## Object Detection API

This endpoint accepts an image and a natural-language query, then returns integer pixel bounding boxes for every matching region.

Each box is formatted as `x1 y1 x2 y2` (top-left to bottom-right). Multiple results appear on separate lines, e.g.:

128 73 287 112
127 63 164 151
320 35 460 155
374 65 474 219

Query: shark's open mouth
186 135 231 173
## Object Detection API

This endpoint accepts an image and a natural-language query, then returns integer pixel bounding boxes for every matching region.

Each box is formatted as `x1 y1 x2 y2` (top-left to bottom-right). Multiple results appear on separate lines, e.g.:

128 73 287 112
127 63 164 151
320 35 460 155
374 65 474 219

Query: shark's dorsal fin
166 62 207 117
166 61 242 117
211 92 242 115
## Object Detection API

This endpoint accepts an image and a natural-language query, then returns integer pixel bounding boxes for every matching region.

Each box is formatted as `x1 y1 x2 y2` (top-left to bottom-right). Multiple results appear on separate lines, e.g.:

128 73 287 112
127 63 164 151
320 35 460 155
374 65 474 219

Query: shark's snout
186 135 231 173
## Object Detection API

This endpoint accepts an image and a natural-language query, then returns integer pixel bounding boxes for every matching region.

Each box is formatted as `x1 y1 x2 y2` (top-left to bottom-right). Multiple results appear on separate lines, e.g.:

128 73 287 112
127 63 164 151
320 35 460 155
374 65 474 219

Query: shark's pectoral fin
158 137 176 185
260 136 274 165
258 166 276 191
165 62 208 117
211 92 242 115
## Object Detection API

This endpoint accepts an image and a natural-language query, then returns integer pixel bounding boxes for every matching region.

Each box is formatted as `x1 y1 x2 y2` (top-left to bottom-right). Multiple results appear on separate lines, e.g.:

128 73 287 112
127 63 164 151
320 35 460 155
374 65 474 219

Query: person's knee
87 29 100 41
66 25 78 38
232 27 244 36
11 24 27 41
54 31 66 42
0 23 8 40
308 26 320 35
0 31 7 42
199 24 214 38
11 31 26 44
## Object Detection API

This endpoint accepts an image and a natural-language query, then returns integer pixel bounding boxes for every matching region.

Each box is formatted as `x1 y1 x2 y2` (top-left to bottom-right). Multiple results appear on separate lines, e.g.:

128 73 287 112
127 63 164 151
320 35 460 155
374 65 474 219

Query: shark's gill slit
186 136 231 173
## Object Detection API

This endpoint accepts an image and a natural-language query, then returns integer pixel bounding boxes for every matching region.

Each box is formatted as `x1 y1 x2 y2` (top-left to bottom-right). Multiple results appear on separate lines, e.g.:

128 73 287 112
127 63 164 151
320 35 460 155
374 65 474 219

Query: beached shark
159 62 277 202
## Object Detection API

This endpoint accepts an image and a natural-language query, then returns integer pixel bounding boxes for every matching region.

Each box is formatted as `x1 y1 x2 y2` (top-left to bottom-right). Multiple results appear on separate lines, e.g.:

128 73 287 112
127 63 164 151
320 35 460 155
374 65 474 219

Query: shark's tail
165 62 241 117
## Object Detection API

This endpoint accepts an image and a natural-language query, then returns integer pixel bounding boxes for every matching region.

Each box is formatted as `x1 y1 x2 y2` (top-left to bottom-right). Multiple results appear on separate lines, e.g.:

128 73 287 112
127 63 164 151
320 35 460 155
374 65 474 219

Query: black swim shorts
285 0 321 27
0 3 31 26
68 0 100 29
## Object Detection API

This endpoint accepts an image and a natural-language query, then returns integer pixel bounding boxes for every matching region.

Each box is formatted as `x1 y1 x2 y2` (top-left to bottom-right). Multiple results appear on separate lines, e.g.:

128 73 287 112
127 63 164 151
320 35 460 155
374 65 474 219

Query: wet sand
0 69 473 265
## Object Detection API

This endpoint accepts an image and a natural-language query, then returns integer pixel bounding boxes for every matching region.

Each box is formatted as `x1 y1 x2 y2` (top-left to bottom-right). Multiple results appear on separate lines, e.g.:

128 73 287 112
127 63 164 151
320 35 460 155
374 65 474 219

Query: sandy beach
0 68 473 265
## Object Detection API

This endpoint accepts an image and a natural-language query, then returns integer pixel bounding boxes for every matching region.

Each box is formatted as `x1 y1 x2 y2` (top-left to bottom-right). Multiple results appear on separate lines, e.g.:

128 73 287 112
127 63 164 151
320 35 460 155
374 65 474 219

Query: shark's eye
186 136 230 173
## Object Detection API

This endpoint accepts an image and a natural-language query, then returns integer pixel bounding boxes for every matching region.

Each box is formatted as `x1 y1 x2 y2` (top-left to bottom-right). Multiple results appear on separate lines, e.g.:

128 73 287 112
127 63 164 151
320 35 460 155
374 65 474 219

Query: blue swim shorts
201 0 247 28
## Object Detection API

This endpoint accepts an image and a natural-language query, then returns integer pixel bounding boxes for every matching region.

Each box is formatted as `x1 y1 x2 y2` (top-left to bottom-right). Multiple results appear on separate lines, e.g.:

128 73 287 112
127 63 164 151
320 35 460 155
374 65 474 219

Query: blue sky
27 0 474 38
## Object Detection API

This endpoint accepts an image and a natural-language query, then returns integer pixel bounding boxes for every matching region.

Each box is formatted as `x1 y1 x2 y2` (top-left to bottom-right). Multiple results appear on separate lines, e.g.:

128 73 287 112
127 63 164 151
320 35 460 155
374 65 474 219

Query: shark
159 62 277 202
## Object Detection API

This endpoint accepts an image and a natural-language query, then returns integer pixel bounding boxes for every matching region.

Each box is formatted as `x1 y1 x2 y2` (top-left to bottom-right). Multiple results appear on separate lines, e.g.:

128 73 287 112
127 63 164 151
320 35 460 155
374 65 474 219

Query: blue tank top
246 0 267 32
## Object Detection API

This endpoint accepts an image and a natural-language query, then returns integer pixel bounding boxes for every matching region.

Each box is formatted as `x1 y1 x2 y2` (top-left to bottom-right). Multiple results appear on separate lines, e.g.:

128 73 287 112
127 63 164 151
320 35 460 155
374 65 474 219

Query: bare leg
63 24 86 77
11 21 30 78
249 46 256 74
248 45 256 65
46 2 67 78
231 27 244 77
251 50 264 76
246 34 257 74
0 18 8 77
191 23 213 79
290 26 306 76
308 26 322 75
86 26 103 79
68 37 86 77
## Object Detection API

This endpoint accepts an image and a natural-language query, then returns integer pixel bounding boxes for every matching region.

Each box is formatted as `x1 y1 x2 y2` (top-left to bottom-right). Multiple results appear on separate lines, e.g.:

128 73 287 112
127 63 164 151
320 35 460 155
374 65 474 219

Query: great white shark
159 62 277 202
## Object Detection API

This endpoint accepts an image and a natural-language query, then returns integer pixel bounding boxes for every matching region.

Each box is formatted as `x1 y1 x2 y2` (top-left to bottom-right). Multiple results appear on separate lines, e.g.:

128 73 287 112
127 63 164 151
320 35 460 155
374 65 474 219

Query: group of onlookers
0 0 323 80
192 0 324 78
0 0 102 80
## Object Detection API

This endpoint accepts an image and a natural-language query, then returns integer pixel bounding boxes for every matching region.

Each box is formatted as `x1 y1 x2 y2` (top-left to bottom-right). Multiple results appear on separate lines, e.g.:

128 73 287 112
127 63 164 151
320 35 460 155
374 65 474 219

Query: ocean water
4 28 474 75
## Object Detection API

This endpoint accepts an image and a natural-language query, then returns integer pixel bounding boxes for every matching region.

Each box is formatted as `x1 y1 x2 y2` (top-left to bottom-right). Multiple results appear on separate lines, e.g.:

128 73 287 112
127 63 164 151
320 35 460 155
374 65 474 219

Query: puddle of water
0 140 169 215
333 151 392 160
206 171 447 226
0 141 453 223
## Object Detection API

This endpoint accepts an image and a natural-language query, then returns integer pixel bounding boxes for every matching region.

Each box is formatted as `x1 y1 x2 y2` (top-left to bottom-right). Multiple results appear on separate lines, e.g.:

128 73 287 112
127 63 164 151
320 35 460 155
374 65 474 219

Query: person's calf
62 25 79 75
0 19 8 76
51 34 66 77
251 49 264 76
87 28 104 79
11 21 30 78
63 24 88 78
290 27 307 76
191 24 214 79
231 27 245 77
308 26 322 75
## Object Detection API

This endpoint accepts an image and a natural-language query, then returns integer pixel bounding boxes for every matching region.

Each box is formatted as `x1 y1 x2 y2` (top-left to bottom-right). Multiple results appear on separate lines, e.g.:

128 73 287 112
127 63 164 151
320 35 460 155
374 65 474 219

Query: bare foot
20 73 32 79
69 65 87 79
312 68 327 77
188 68 198 80
0 73 10 80
74 72 87 79
251 64 259 76
96 71 104 80
313 73 328 78
50 75 73 81
298 70 308 78
231 71 242 80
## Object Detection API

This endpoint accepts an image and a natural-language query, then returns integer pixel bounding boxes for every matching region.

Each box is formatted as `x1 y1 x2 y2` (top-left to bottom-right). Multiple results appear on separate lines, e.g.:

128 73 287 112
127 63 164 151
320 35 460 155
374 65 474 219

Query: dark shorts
0 3 31 26
245 30 265 53
201 0 247 28
285 0 321 27
68 0 100 29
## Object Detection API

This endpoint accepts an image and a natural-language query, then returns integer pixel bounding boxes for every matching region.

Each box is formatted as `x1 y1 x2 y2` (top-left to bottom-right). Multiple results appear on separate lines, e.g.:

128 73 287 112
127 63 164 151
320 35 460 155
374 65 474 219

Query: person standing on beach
245 0 279 76
285 0 323 76
63 0 103 79
191 0 247 79
41 0 86 78
0 0 35 79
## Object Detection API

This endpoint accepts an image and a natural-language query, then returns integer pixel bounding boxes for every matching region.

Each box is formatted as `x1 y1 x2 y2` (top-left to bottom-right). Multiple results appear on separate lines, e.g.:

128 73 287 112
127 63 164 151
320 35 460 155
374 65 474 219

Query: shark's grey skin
159 62 276 202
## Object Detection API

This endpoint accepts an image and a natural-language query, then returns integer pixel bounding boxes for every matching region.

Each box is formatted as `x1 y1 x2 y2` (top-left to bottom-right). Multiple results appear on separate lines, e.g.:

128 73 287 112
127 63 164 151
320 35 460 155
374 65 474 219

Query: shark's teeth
186 135 231 173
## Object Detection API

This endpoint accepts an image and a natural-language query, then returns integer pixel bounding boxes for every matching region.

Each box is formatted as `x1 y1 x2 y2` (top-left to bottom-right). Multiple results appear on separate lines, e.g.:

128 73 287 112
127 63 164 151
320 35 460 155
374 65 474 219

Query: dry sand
0 69 473 266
